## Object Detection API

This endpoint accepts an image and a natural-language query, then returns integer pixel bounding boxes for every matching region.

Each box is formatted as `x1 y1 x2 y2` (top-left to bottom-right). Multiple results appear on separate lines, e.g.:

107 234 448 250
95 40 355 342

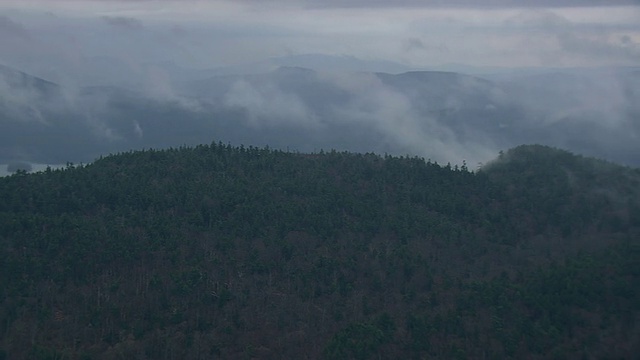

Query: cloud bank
0 0 638 170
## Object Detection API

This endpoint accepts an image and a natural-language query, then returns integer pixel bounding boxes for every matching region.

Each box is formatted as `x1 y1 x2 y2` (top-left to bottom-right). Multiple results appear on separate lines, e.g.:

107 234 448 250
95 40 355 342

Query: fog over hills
1 59 639 174
1 2 639 357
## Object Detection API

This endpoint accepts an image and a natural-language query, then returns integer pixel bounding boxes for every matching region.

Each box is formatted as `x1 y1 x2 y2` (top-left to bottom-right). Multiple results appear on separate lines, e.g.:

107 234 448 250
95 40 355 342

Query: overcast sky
1 0 639 81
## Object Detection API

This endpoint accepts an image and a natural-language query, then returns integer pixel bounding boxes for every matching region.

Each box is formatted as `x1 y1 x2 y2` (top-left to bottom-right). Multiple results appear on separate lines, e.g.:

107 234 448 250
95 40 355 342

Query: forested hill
1 143 639 359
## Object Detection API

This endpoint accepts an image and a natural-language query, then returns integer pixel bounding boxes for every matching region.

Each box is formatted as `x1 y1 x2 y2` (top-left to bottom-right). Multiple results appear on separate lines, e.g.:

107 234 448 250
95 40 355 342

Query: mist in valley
1 0 639 171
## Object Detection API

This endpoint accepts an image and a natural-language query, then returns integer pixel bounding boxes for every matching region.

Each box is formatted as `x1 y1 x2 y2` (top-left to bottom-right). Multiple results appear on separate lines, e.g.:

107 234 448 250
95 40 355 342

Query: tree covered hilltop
1 143 638 359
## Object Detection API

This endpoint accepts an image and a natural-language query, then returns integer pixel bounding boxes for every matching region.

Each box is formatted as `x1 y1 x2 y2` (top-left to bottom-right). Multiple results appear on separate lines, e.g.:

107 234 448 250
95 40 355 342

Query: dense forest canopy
0 143 638 359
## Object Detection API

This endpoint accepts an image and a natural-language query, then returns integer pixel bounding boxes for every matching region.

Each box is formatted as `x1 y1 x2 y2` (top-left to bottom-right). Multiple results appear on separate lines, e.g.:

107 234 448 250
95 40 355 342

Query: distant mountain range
1 61 639 170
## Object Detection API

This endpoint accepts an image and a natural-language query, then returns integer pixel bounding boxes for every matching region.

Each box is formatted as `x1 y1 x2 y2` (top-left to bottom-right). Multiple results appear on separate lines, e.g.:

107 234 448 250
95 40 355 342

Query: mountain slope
0 143 638 359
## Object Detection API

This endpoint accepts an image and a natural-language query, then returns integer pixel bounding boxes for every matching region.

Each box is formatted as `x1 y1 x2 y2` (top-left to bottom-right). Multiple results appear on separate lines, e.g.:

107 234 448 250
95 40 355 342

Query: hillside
0 144 639 359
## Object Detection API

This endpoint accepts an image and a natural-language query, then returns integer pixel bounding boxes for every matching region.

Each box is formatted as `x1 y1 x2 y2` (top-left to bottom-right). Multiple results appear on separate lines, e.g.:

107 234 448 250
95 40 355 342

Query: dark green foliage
0 143 638 359
323 321 386 359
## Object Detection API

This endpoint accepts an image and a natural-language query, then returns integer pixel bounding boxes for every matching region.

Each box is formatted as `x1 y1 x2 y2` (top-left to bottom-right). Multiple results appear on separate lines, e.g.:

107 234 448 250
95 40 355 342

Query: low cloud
557 32 640 62
101 16 144 30
403 37 449 54
218 70 500 165
0 67 53 124
143 65 201 111
501 9 640 63
0 15 30 39
323 72 497 164
223 79 319 129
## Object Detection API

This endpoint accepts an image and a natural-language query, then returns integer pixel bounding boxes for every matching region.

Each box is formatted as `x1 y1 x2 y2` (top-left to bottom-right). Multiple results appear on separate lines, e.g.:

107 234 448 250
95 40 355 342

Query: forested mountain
1 143 638 359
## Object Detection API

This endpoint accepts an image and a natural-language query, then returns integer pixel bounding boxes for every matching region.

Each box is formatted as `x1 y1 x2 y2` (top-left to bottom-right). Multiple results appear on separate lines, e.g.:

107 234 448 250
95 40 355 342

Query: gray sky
1 0 639 82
